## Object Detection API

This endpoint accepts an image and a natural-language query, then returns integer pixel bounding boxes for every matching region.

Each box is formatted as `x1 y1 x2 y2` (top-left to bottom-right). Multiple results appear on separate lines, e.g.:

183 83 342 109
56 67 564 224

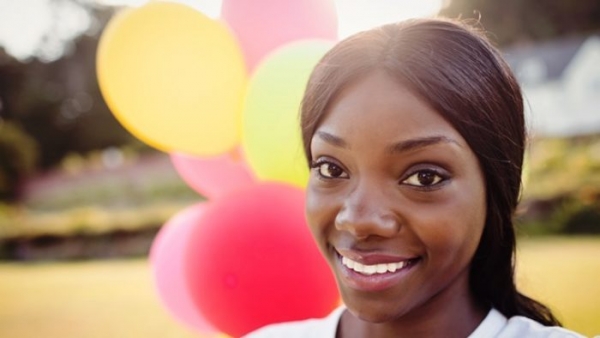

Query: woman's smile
334 249 422 292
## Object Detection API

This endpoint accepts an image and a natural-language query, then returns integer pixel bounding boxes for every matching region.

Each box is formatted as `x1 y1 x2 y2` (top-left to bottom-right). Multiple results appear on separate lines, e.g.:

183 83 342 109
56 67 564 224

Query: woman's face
306 70 487 323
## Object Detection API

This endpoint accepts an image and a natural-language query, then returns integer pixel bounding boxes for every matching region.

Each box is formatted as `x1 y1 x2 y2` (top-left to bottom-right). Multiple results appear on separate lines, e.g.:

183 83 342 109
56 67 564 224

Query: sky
0 0 443 62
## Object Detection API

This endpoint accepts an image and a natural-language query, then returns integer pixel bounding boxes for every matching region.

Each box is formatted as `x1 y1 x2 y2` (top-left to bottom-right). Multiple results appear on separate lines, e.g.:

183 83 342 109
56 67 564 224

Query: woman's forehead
312 71 469 151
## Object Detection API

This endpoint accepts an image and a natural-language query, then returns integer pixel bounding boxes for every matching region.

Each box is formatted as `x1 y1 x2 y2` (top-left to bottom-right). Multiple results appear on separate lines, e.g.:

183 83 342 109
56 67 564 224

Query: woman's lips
335 251 420 292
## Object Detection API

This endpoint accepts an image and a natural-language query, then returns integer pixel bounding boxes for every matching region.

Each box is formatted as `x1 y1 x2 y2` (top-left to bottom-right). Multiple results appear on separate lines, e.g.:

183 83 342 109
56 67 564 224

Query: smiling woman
307 71 488 334
243 18 586 338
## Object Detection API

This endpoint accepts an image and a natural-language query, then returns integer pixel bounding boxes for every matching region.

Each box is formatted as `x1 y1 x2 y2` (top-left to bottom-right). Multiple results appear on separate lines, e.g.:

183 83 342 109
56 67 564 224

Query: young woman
245 18 584 338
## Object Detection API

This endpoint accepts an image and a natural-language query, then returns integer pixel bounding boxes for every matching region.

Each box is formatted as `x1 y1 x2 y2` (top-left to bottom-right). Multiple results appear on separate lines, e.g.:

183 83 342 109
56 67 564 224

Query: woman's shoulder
242 306 345 338
244 307 587 338
471 308 587 338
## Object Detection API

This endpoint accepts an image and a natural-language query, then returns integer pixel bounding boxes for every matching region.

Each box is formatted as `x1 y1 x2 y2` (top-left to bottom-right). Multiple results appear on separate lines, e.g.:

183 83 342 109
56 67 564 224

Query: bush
516 135 600 236
0 121 38 201
564 205 600 234
517 192 600 235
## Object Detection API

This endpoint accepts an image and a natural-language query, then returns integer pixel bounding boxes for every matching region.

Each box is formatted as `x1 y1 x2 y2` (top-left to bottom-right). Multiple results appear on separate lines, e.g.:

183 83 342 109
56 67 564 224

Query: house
503 35 600 137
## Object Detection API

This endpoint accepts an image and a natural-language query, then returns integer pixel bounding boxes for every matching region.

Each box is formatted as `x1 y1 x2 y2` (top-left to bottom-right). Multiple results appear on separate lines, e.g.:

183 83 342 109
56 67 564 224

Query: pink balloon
150 203 219 335
221 0 338 72
170 148 255 200
185 183 339 337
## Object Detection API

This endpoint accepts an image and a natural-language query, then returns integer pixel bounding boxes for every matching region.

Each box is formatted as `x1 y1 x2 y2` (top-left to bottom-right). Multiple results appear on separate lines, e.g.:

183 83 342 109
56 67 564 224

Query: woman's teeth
341 256 407 275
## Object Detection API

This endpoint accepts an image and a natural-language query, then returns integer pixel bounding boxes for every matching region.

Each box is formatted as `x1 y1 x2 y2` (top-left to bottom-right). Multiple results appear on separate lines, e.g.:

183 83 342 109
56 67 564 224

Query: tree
440 0 600 46
0 121 38 201
0 5 136 170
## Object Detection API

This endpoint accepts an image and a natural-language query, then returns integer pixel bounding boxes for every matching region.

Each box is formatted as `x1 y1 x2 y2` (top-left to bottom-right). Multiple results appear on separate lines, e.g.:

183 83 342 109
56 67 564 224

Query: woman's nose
334 183 400 239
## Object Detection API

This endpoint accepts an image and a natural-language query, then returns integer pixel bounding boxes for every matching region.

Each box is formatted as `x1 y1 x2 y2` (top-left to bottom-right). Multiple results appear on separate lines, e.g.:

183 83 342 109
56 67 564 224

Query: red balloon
221 0 338 72
185 183 339 337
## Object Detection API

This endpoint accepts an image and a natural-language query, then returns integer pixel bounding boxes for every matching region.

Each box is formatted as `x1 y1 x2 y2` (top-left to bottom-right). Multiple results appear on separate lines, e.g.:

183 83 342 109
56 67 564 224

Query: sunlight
0 0 91 61
335 0 444 38
0 0 443 61
96 0 445 33
96 0 222 18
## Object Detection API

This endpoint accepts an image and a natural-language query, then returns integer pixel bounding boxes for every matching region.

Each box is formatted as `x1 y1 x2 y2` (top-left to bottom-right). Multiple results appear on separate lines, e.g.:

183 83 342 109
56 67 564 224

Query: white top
244 307 586 338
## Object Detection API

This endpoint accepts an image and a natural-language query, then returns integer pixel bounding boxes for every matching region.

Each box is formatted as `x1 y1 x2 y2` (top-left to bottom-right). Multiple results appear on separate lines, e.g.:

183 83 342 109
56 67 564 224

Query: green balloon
242 40 333 187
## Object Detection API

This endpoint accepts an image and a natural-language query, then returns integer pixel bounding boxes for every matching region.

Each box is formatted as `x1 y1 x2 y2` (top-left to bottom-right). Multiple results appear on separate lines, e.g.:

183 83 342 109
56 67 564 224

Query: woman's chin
343 302 403 324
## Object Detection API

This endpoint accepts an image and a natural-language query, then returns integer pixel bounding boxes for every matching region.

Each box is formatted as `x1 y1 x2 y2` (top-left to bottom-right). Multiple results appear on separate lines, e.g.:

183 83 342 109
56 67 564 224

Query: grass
0 236 599 337
516 236 600 336
0 259 207 338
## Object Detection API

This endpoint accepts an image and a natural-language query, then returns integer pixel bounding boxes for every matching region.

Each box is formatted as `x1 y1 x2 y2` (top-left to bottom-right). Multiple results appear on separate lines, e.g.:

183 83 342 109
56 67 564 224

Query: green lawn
0 237 598 337
0 259 207 338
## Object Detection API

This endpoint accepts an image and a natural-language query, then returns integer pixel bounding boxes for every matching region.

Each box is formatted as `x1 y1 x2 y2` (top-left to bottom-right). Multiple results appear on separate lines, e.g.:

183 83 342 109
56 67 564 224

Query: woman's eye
314 162 348 179
402 170 444 187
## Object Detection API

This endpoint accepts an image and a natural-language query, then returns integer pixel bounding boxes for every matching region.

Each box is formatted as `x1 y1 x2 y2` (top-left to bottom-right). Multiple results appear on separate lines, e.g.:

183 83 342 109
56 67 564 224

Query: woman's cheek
306 187 340 240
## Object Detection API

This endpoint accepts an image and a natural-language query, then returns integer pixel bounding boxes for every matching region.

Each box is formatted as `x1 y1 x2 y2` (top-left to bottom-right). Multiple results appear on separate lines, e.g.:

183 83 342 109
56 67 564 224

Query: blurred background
0 0 598 337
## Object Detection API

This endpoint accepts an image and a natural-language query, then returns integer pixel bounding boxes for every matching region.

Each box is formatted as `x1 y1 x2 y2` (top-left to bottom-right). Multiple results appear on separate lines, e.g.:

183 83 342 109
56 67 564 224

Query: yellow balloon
242 40 332 187
97 2 247 155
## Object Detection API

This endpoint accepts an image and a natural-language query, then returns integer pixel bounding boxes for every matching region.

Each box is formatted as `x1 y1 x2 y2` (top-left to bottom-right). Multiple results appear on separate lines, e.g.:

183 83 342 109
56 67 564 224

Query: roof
502 35 590 83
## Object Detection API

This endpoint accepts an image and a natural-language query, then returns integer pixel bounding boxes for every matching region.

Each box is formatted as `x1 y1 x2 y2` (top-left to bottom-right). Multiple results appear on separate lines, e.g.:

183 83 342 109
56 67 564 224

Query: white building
504 35 600 137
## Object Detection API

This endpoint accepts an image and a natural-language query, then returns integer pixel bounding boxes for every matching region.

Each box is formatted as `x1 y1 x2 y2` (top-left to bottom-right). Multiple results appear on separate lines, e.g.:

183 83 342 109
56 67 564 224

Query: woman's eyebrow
315 131 461 153
315 131 348 148
386 135 462 154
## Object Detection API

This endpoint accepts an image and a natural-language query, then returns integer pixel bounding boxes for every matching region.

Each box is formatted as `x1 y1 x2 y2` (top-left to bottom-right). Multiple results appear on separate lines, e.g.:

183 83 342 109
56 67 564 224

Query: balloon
221 0 338 72
97 2 247 156
170 148 255 200
185 183 339 337
242 40 333 188
149 203 218 335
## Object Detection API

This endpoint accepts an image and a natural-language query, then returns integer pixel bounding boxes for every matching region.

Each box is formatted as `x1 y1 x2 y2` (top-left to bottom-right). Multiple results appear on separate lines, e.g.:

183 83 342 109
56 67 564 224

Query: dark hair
300 18 560 326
